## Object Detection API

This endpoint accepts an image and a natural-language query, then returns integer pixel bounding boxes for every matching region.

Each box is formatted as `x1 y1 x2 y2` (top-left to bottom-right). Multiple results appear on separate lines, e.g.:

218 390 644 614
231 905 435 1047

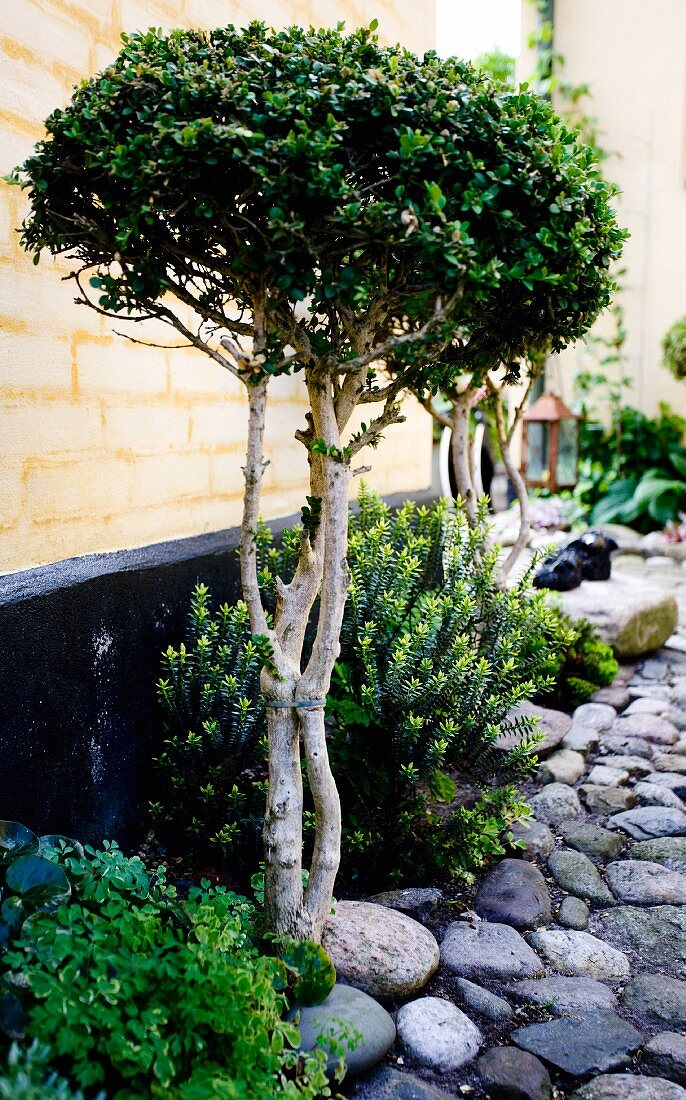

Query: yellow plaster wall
0 0 436 574
519 0 686 426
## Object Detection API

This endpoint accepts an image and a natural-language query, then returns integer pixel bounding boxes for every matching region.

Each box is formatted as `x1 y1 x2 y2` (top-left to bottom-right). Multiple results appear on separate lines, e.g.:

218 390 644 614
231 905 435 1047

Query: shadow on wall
0 528 246 846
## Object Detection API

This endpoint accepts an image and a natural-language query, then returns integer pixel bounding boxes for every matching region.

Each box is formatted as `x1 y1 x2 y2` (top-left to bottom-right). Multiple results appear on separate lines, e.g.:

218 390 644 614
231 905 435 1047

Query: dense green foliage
572 404 686 530
152 588 268 863
12 22 624 383
537 609 618 711
0 1042 94 1100
473 48 516 89
1 829 335 1099
663 315 686 381
325 490 561 885
152 491 576 886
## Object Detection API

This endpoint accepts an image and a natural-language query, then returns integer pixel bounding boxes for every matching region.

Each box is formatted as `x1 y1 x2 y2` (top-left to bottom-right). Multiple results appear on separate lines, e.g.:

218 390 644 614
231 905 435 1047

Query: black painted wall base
0 489 435 846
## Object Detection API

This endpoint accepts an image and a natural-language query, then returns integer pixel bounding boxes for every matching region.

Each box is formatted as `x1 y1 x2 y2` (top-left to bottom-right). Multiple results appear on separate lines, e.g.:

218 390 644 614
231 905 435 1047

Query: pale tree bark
236 294 459 940
451 388 478 523
489 375 535 584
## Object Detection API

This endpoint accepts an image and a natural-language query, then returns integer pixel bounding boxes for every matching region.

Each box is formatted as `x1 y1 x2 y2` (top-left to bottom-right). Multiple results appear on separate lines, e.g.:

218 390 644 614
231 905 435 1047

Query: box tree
11 22 623 939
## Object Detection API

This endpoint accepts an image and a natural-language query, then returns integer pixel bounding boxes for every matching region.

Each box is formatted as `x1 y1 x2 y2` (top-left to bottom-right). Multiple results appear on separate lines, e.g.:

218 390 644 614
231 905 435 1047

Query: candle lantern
520 392 580 492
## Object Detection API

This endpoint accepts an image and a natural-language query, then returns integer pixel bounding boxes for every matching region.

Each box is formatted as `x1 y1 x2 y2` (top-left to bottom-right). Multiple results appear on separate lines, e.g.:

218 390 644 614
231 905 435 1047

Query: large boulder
551 576 677 658
290 983 395 1080
322 901 438 1000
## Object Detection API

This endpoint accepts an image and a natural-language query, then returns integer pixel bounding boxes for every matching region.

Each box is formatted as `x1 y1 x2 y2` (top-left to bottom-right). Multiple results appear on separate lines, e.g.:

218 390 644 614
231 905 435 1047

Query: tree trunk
451 388 477 524
494 390 531 584
248 364 350 941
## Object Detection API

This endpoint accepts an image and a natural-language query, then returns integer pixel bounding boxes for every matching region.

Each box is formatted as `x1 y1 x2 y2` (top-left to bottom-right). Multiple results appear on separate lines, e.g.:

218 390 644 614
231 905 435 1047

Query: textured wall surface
0 0 436 574
520 0 686 423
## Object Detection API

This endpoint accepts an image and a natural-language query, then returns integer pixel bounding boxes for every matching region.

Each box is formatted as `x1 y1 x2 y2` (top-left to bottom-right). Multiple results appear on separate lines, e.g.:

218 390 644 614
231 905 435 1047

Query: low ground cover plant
536 608 618 711
0 824 335 1099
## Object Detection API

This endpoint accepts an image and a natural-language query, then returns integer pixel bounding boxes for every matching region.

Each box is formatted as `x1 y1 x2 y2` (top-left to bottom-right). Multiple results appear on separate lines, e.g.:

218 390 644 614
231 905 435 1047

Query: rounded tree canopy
13 21 626 381
663 315 686 381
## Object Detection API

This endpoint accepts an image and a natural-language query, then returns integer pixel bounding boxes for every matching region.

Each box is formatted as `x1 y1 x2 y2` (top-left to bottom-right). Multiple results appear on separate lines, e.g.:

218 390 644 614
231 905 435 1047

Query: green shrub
3 839 334 1100
325 490 564 886
536 609 618 711
663 315 686 381
151 586 270 863
574 404 686 528
0 1042 96 1100
151 491 571 887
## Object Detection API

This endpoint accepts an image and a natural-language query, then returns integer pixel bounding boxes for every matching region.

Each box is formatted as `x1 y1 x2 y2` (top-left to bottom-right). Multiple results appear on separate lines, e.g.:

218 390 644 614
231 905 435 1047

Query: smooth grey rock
454 977 513 1022
600 754 654 778
561 822 626 860
441 921 544 982
643 1033 686 1087
477 1046 552 1100
612 553 647 574
607 806 686 841
602 734 655 759
570 1074 686 1099
510 975 617 1016
548 849 615 907
510 819 556 861
502 701 571 758
631 837 686 872
605 860 686 905
512 1010 643 1075
563 726 600 754
369 887 443 923
395 996 481 1071
586 764 630 787
475 858 551 931
580 785 636 816
611 715 680 746
633 782 686 812
629 688 673 705
590 905 686 976
526 929 630 978
646 772 686 799
574 703 617 731
291 983 395 1079
621 974 686 1029
555 576 678 658
530 783 583 824
539 748 586 785
558 895 590 929
626 697 672 717
322 901 439 1000
592 686 631 710
642 659 670 680
351 1067 456 1100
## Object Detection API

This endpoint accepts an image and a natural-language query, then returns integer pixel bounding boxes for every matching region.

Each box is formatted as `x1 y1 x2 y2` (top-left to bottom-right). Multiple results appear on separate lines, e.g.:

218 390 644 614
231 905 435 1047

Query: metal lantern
520 392 581 492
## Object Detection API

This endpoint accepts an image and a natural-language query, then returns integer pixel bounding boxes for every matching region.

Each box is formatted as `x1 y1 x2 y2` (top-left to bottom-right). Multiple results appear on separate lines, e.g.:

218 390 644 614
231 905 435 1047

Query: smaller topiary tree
663 315 686 381
11 22 623 939
418 341 550 581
